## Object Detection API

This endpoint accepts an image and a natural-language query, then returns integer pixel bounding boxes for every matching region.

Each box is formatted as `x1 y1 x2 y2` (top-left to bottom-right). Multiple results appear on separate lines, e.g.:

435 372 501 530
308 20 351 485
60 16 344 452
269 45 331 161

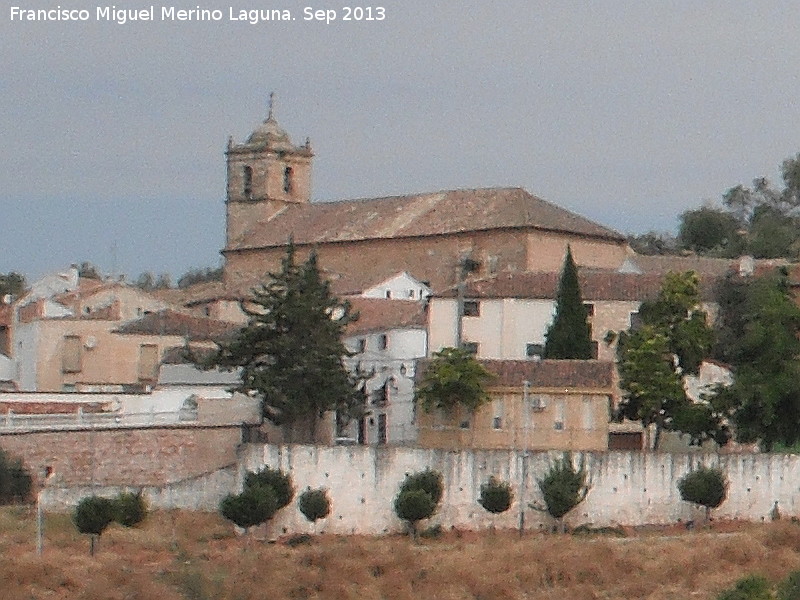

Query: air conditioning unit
530 397 546 411
84 336 98 350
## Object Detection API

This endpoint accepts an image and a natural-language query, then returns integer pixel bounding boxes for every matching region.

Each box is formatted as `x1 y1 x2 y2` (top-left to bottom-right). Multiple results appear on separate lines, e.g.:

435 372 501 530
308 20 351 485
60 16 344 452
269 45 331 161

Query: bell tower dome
225 93 313 243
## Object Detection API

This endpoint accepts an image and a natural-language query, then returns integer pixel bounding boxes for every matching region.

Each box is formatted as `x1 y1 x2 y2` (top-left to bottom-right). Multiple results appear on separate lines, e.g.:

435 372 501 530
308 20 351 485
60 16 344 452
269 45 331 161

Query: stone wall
0 425 243 489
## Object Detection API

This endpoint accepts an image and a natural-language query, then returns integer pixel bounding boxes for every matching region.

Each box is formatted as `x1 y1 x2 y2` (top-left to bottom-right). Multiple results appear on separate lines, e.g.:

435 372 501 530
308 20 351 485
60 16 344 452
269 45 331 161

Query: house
9 268 237 393
416 359 614 451
427 268 721 363
341 295 427 445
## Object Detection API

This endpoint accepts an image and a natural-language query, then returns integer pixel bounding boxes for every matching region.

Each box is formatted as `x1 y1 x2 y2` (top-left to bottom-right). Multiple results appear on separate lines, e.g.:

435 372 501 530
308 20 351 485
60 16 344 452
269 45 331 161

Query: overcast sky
3 2 800 281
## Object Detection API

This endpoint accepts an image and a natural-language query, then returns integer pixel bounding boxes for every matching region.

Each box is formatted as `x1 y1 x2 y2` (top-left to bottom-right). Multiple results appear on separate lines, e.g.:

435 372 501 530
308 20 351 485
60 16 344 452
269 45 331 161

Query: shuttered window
138 344 159 381
62 336 82 373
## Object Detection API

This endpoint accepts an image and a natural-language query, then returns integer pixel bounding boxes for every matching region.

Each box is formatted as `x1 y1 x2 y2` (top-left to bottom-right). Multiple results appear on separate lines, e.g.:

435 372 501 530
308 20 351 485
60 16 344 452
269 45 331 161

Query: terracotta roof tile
438 269 721 302
113 310 239 341
416 359 614 390
227 187 625 251
344 298 426 337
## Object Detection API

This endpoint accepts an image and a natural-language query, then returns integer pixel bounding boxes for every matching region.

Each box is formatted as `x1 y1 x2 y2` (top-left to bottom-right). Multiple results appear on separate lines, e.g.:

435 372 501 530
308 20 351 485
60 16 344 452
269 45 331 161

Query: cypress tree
544 247 593 359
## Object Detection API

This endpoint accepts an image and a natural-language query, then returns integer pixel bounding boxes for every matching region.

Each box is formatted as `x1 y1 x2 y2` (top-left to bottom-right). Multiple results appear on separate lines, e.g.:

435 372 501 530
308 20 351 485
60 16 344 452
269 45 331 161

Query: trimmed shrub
245 467 294 509
398 469 443 505
394 469 443 538
298 488 331 524
220 485 278 530
395 489 437 535
114 491 148 528
717 575 772 600
478 476 513 515
0 449 32 504
678 465 727 521
73 495 116 555
535 453 590 532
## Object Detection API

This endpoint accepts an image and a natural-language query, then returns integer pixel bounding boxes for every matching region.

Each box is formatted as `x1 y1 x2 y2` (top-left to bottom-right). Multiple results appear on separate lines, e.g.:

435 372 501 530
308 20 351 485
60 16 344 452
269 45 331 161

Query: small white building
341 297 427 445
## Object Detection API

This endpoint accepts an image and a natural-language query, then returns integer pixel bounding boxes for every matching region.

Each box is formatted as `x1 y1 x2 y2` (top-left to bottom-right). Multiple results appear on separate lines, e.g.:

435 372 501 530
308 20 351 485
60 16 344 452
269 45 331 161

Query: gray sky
3 1 800 281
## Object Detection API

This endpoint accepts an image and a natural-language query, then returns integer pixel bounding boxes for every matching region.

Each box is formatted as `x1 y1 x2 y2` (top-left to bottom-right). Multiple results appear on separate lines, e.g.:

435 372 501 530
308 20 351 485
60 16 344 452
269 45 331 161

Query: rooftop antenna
268 91 275 120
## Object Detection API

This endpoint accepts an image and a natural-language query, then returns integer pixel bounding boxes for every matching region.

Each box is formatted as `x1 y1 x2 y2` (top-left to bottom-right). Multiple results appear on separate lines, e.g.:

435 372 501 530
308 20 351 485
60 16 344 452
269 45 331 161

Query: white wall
239 445 794 535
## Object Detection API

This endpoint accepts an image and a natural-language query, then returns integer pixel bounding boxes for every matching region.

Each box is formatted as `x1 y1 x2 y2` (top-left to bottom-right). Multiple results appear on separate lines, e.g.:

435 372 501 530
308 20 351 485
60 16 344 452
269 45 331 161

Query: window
487 255 499 274
372 382 389 407
385 290 392 299
492 399 504 430
137 344 159 382
408 289 415 298
554 400 565 431
62 335 82 373
283 166 293 194
242 165 253 198
356 338 366 353
378 334 388 350
463 300 480 317
462 341 479 355
630 312 643 331
584 303 595 317
582 398 594 430
526 343 544 359
377 413 388 445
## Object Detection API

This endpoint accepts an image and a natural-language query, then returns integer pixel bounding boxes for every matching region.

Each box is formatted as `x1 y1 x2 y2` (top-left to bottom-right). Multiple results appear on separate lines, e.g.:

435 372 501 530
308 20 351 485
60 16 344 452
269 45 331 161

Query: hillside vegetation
3 506 800 599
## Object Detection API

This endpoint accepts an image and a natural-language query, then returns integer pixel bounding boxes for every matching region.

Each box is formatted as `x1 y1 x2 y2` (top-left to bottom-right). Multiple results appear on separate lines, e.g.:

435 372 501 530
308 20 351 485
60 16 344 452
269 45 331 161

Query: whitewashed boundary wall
241 445 800 535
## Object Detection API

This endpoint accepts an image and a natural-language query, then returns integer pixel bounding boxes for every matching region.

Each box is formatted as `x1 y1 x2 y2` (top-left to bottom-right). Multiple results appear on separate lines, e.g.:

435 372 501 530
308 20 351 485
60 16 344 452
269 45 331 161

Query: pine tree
544 247 593 359
206 243 362 442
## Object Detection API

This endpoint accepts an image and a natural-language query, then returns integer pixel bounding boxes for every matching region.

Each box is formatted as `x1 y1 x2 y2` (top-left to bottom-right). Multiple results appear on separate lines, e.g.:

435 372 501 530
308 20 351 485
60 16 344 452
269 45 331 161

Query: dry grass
3 507 800 600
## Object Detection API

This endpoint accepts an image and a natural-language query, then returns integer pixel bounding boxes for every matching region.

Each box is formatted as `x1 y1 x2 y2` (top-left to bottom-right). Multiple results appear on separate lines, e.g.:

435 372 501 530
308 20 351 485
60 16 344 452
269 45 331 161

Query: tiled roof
113 310 239 341
416 358 614 390
227 187 625 251
626 254 788 277
152 282 231 307
344 298 427 337
437 269 720 302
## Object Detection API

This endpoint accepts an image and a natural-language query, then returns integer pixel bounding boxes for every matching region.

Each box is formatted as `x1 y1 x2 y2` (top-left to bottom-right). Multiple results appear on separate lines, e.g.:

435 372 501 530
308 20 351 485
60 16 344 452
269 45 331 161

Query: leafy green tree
177 266 224 289
478 476 513 515
617 326 689 450
678 465 727 523
0 449 32 504
298 488 331 526
416 347 492 413
245 467 294 510
73 496 116 556
710 269 800 451
678 207 743 257
394 469 443 539
544 246 593 359
113 491 148 528
716 575 772 600
627 231 678 256
532 453 590 533
0 272 26 299
204 244 363 442
617 271 721 449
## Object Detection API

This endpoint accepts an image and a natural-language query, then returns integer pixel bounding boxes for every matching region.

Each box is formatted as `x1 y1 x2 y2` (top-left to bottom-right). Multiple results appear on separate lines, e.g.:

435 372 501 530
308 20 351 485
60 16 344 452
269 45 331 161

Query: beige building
416 360 614 451
12 274 236 393
221 105 631 300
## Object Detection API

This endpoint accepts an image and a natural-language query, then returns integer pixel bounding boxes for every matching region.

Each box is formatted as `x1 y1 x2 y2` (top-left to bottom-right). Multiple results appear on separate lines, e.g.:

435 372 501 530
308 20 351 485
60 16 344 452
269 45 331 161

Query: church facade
221 102 632 297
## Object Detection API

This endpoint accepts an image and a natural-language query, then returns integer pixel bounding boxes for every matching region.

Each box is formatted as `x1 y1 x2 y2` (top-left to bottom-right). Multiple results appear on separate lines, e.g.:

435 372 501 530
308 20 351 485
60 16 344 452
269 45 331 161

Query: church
221 98 632 299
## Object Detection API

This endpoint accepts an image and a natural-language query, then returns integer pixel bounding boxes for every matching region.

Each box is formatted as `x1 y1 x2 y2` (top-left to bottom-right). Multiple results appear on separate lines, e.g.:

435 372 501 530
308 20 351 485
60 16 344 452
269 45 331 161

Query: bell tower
225 93 313 244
